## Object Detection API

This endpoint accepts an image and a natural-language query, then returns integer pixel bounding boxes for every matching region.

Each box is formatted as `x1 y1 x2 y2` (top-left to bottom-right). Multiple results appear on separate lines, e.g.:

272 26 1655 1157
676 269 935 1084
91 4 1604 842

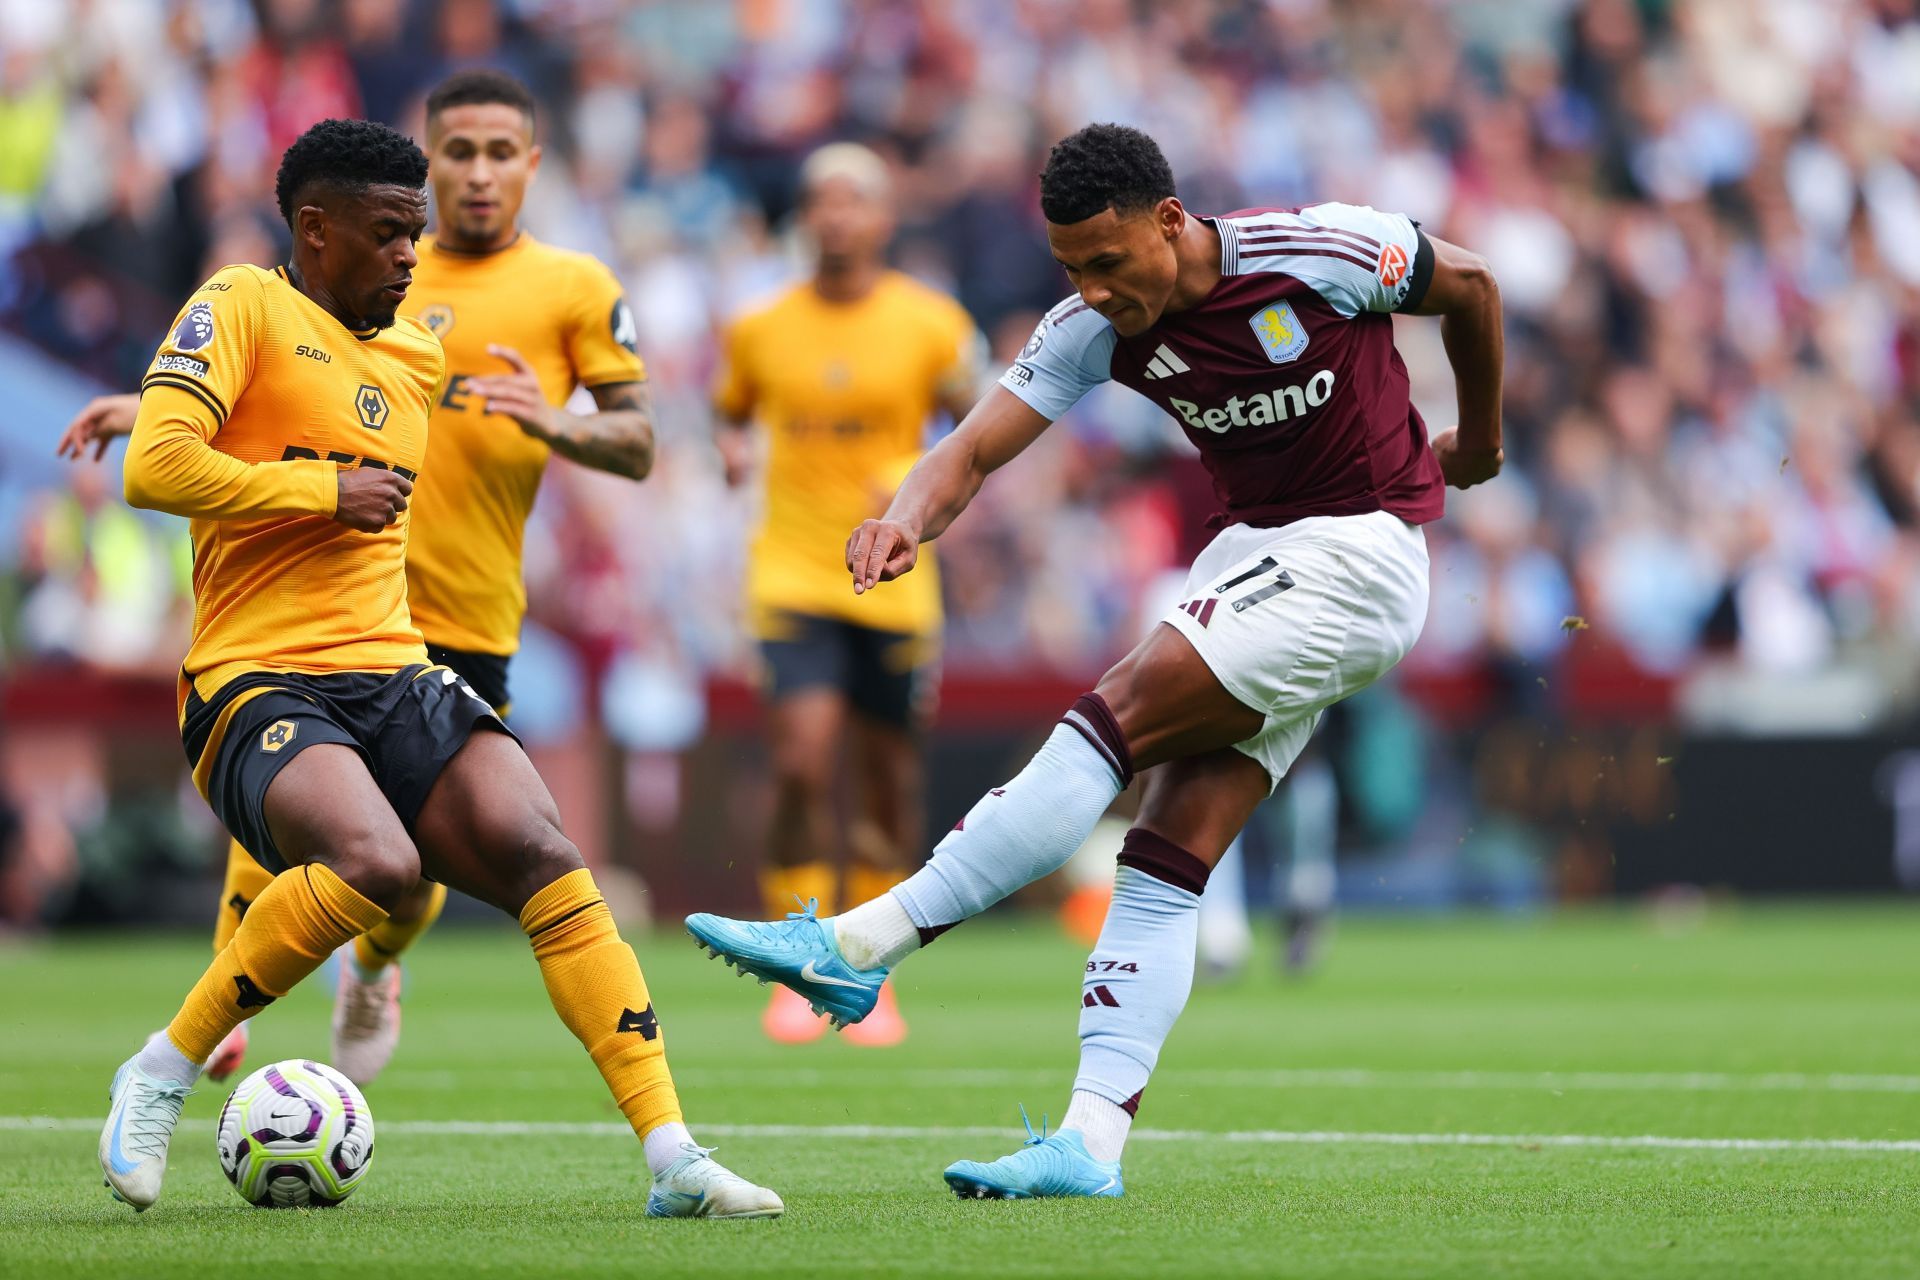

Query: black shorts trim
757 611 939 729
181 665 513 872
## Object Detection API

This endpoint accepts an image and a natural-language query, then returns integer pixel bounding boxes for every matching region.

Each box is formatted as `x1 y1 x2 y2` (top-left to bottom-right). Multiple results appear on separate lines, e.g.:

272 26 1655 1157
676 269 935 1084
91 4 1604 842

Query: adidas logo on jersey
1168 369 1336 434
1141 344 1191 380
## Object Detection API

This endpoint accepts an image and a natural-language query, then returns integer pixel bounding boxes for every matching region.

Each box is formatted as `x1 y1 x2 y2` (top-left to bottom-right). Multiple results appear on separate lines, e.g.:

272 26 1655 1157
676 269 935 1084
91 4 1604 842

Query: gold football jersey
714 271 977 638
130 264 443 712
400 234 646 655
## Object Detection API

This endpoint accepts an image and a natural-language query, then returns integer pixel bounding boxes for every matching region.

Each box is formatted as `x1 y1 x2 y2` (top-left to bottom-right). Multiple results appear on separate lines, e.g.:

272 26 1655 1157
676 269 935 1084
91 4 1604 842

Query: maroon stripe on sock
1064 692 1134 788
1121 1089 1144 1117
1116 828 1212 895
917 921 957 948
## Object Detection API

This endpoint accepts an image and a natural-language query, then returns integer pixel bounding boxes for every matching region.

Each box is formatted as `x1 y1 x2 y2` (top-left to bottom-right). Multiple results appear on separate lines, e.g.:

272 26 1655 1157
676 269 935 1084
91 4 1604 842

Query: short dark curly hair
273 118 428 226
1039 123 1176 225
426 68 537 130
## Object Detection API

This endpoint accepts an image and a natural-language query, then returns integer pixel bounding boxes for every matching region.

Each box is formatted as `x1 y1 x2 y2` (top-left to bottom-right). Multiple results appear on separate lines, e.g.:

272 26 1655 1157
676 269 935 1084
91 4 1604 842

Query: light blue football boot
943 1109 1125 1200
99 1055 192 1211
684 899 885 1028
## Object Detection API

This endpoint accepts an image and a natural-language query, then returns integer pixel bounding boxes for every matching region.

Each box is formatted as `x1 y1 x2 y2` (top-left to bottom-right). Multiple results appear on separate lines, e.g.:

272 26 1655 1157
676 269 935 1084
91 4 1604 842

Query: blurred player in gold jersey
714 144 982 1045
90 116 778 1218
59 71 653 1086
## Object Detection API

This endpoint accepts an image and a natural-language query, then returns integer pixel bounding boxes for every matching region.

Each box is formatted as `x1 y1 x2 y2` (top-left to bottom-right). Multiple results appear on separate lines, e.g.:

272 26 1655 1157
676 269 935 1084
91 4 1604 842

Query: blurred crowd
5 0 1920 718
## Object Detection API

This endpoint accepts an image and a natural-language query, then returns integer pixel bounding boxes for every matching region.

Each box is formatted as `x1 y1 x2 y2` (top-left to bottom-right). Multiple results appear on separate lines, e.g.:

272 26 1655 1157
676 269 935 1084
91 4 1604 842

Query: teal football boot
685 899 885 1028
943 1109 1124 1200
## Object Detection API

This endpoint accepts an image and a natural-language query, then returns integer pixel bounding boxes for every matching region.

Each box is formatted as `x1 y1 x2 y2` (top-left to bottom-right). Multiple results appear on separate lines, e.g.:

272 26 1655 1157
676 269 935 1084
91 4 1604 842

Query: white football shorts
1160 509 1429 786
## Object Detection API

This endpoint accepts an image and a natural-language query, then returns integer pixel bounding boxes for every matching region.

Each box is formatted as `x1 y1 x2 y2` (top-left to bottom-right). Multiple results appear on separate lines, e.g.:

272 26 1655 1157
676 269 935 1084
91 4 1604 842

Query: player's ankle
640 1120 696 1178
834 892 918 971
136 1029 203 1086
1062 1089 1131 1164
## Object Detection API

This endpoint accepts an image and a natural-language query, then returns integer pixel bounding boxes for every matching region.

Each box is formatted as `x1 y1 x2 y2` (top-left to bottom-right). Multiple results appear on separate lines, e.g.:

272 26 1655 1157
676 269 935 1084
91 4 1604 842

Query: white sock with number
1062 832 1209 1164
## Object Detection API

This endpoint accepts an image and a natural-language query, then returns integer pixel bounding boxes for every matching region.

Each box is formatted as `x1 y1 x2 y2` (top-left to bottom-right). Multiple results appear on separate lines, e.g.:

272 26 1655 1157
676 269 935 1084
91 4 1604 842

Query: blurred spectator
1 0 1918 711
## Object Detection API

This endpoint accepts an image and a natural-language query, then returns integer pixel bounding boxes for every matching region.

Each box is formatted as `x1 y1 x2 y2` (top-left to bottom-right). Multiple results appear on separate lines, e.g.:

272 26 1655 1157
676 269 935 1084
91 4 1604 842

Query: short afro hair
426 68 537 130
1039 123 1176 225
274 118 428 226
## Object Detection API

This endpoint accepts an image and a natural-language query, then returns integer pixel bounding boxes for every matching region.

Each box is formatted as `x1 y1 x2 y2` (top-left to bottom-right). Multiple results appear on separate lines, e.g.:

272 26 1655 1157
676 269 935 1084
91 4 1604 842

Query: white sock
1069 839 1208 1159
1063 1089 1131 1164
834 893 917 972
135 1029 202 1086
642 1120 697 1178
848 699 1128 972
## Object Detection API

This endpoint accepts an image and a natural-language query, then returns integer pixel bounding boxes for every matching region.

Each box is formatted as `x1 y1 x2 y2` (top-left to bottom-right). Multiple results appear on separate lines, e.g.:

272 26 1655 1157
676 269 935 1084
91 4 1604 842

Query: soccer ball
216 1059 375 1208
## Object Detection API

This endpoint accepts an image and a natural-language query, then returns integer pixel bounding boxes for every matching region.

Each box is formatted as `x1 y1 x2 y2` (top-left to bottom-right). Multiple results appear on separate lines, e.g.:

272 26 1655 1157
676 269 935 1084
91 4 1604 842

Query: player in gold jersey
60 71 655 1087
92 118 779 1219
714 143 981 1045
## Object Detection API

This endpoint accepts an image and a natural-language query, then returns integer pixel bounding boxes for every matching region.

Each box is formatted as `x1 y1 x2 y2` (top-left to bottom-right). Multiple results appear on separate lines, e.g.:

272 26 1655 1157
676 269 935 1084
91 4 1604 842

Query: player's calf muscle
1133 752 1271 866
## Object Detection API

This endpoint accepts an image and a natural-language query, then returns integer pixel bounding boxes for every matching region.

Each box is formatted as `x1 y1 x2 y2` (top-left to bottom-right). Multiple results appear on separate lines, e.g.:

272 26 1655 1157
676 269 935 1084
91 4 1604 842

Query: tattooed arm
466 344 656 480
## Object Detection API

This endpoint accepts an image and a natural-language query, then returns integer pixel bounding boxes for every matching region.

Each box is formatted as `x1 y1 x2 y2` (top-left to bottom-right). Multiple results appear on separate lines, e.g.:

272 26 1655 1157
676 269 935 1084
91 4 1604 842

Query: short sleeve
1232 203 1433 317
997 299 1116 421
566 259 647 388
140 266 267 432
712 314 756 421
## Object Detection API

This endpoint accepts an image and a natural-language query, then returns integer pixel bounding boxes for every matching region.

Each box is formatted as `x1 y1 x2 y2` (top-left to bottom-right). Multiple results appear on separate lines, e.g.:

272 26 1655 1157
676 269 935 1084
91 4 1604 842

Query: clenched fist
1432 427 1503 490
334 468 413 532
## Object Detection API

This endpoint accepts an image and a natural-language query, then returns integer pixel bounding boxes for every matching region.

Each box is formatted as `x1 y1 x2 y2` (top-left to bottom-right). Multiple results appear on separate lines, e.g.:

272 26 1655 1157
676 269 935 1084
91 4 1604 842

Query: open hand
57 394 139 461
466 345 555 440
846 519 920 593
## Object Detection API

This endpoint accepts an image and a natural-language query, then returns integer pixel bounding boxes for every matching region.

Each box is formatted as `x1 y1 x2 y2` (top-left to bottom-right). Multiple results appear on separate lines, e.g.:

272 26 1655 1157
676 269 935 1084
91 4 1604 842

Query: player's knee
771 747 835 799
1093 647 1164 746
505 822 586 914
321 831 421 914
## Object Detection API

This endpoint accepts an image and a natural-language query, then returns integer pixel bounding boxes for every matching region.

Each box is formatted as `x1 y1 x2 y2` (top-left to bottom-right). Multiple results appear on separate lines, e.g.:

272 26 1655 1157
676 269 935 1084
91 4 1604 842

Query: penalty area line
5 1116 1917 1154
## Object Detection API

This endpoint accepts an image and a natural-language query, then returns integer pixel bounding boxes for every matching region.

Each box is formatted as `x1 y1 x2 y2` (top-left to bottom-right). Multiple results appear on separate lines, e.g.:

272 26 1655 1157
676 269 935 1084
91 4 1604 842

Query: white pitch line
5 1116 1916 1154
363 1066 1920 1095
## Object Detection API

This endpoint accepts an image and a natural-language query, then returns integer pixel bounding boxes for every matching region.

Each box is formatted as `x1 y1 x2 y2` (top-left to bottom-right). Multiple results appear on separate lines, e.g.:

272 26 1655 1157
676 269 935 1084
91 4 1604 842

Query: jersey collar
274 266 380 341
425 230 526 259
1204 216 1239 276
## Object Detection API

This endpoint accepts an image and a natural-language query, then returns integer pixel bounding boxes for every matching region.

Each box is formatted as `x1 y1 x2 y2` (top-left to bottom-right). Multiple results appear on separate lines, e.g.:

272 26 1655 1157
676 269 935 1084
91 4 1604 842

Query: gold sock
520 869 681 1139
760 862 837 919
168 864 387 1062
353 879 448 973
843 861 903 911
211 839 277 954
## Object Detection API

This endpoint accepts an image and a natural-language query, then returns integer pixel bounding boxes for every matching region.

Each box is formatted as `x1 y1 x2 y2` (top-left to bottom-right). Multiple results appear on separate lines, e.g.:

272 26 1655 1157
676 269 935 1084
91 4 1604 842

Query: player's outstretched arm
467 345 655 481
56 393 138 461
847 385 1051 593
1407 235 1504 489
124 385 345 522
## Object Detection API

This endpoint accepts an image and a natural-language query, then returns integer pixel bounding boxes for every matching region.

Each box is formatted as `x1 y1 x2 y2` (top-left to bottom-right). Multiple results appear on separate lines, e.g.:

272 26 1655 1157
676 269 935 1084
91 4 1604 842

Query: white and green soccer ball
216 1059 375 1207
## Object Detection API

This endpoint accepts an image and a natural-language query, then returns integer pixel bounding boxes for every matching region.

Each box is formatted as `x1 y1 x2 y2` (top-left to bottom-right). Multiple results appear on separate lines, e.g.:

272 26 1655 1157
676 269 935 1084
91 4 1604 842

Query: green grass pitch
2 904 1917 1278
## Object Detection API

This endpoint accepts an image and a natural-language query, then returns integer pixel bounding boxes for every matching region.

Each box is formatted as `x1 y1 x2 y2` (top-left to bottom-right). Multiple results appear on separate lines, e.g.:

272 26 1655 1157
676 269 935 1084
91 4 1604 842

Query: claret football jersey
1001 202 1444 531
